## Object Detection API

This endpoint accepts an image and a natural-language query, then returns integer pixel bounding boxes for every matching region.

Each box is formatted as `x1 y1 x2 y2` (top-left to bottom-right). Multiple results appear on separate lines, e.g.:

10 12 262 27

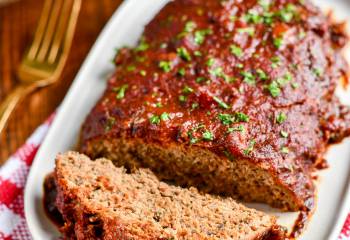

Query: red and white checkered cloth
0 114 349 240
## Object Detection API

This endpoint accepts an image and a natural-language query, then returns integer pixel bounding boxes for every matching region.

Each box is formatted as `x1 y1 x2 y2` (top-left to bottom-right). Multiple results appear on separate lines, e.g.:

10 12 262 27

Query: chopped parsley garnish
210 67 223 76
241 71 256 85
159 61 172 72
236 63 244 69
191 102 199 110
140 70 147 76
206 58 215 67
178 68 186 76
280 130 289 138
230 44 243 57
258 0 271 10
276 112 287 124
196 77 206 83
194 50 202 57
244 10 262 24
244 140 256 155
179 95 187 102
155 102 163 108
218 112 249 125
135 39 149 52
276 72 292 86
177 47 192 61
127 65 136 72
238 27 255 37
149 115 161 125
184 21 197 32
266 81 281 97
213 97 230 109
202 131 214 141
312 68 323 77
188 132 198 144
281 146 290 154
291 82 299 89
218 114 235 125
115 84 129 99
271 56 281 68
160 112 170 121
278 4 297 23
194 29 213 45
182 85 194 94
235 112 250 122
273 37 284 49
228 125 245 133
256 69 268 80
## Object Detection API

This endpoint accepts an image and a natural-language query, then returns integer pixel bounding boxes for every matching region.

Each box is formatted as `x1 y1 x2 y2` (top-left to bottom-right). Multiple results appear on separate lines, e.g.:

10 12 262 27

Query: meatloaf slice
53 152 284 240
80 0 350 212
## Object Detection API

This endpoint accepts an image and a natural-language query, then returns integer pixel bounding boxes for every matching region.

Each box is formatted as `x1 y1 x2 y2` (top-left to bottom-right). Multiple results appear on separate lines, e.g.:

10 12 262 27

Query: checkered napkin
0 114 349 240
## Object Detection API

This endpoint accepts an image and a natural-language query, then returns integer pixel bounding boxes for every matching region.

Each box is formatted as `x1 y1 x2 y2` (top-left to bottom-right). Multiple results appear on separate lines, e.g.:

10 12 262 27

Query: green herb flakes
160 112 170 121
135 40 149 52
276 112 287 124
194 29 213 45
184 21 196 32
206 58 215 67
127 65 136 72
177 47 192 61
228 125 245 133
273 37 284 49
267 81 281 97
235 112 250 122
280 130 289 138
182 85 194 94
114 84 129 100
244 10 262 24
213 97 230 109
149 115 161 125
218 114 234 125
312 68 323 77
281 146 290 154
140 70 147 76
178 68 186 76
202 131 214 141
230 44 243 57
179 95 187 102
238 27 255 37
240 71 256 85
159 61 172 72
244 140 256 155
257 69 268 80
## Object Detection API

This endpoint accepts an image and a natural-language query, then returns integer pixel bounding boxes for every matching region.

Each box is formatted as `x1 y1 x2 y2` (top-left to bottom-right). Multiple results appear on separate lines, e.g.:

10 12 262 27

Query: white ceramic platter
24 0 350 239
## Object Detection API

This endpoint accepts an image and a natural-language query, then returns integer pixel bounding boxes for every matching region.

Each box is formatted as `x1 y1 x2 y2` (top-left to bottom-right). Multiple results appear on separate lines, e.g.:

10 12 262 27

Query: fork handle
0 84 36 134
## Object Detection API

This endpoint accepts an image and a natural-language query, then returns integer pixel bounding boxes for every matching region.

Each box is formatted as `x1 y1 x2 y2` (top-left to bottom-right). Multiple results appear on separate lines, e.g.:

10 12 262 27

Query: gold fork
0 0 81 135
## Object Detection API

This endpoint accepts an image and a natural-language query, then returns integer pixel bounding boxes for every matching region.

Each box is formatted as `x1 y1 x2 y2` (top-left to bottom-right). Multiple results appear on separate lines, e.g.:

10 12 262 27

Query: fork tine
27 0 53 60
37 0 63 63
47 0 73 64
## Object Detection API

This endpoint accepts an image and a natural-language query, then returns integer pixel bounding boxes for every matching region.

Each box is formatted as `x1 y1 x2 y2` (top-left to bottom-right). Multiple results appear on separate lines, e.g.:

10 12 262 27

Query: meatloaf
80 0 350 212
52 152 285 240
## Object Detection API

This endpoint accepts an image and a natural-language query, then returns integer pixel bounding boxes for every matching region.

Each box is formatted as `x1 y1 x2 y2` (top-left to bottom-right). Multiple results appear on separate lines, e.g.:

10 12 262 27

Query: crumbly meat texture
53 152 285 240
80 0 350 211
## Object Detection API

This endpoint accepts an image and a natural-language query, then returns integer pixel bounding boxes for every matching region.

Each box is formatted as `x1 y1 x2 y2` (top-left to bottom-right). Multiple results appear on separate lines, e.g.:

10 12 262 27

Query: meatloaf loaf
80 0 350 212
52 152 285 240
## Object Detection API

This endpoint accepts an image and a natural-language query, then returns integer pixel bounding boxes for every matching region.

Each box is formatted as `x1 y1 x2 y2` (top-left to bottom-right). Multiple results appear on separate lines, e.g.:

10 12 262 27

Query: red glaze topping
81 0 350 212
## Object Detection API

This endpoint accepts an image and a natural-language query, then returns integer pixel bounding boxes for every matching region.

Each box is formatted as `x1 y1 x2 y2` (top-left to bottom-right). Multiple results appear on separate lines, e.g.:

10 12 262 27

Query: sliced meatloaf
52 152 284 240
80 0 350 212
